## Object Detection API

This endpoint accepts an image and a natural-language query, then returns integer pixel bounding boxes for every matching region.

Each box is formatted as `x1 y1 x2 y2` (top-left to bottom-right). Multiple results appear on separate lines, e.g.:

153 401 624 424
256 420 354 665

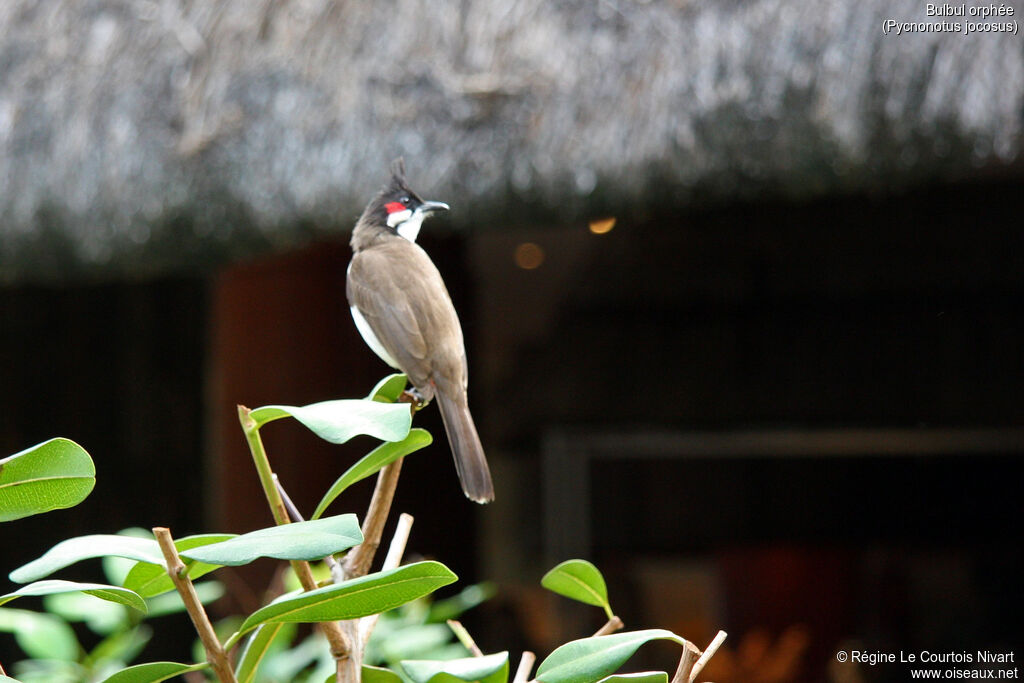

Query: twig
689 631 727 683
513 651 536 683
670 642 699 683
275 474 347 583
274 473 304 523
237 406 353 665
343 458 404 578
448 619 484 657
359 513 414 645
592 615 624 637
154 527 238 683
381 512 414 571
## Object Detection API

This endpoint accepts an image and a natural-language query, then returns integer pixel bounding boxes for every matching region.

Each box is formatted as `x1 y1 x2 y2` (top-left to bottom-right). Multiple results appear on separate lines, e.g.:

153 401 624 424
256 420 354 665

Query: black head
358 159 449 242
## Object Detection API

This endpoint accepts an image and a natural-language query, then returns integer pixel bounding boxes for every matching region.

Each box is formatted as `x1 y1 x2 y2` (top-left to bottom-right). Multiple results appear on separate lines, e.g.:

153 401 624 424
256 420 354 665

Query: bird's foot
399 387 429 412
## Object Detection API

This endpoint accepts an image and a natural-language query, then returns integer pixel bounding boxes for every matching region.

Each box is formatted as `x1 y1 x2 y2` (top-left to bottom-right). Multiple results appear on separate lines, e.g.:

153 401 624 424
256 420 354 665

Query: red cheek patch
385 201 406 214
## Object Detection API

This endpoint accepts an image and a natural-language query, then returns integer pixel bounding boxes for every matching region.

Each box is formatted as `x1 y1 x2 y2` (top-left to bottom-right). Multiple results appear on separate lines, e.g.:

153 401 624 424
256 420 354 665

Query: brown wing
346 239 466 391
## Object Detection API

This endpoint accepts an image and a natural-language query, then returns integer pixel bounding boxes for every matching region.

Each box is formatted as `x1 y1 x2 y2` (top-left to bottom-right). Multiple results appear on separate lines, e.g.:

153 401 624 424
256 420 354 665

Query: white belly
350 305 401 369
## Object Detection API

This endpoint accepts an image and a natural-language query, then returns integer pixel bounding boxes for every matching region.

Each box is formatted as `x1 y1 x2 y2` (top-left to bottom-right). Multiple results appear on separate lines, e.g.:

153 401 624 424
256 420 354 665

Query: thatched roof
2 0 1023 281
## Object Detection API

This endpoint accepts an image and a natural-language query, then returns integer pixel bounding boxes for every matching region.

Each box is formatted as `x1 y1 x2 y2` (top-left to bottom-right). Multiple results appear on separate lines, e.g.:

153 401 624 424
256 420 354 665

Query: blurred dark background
2 2 1023 682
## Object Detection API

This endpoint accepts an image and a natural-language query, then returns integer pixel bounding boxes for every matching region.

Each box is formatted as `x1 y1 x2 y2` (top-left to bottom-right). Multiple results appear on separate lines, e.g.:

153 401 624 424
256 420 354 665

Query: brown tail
435 389 494 503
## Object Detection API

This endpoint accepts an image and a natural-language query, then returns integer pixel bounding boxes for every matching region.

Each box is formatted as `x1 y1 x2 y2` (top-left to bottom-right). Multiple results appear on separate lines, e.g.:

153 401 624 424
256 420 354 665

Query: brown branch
360 513 414 645
275 474 348 584
513 651 536 683
448 619 484 657
689 630 727 683
671 642 700 683
380 512 413 571
343 458 404 578
154 527 238 683
592 616 624 637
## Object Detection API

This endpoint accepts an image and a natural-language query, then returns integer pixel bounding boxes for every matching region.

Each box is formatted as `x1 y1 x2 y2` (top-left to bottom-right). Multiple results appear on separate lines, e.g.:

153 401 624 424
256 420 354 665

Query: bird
346 159 494 503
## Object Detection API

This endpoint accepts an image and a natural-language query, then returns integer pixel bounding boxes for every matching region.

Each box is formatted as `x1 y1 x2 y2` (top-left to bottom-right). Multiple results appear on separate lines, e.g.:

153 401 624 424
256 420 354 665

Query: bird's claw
399 387 429 412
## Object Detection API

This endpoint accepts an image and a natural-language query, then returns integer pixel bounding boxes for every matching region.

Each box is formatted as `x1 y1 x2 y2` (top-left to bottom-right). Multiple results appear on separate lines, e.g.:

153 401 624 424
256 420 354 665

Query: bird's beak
418 200 450 215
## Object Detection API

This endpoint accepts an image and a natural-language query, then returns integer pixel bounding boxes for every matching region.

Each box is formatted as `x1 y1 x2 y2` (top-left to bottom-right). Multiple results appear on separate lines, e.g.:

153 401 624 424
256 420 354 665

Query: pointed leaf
9 535 163 584
236 622 289 683
542 560 613 617
402 652 510 683
598 673 669 683
312 429 432 519
367 374 409 403
238 561 457 636
100 661 207 683
536 630 686 683
180 515 362 566
0 438 95 522
123 534 234 597
249 399 412 444
0 580 145 613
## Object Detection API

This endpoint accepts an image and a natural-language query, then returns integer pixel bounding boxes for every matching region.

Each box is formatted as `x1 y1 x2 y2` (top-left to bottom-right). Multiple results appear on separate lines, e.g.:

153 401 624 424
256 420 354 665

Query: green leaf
401 652 510 683
102 529 155 586
238 561 457 636
312 429 432 519
180 515 362 566
542 560 613 618
598 673 669 683
249 399 412 444
235 622 289 683
99 661 207 683
0 607 80 661
9 535 163 584
0 580 145 613
370 623 458 662
367 374 409 403
1 676 23 682
536 630 685 683
362 665 405 683
0 438 95 522
45 591 126 635
123 534 234 597
88 625 153 669
427 582 496 623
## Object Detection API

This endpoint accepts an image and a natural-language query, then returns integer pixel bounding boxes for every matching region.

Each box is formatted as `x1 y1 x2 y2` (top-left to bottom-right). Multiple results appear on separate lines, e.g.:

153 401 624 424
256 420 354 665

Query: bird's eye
399 196 410 205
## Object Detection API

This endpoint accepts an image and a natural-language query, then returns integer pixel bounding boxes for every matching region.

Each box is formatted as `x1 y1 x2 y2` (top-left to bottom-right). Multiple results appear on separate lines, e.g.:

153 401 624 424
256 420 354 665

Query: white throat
388 209 425 243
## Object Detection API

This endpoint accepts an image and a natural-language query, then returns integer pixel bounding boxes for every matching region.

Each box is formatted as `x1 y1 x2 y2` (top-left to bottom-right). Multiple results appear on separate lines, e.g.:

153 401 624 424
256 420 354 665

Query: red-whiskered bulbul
346 159 494 503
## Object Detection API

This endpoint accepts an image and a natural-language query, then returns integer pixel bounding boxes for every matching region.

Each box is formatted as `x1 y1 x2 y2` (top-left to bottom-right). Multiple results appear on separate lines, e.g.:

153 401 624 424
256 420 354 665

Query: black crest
359 158 421 223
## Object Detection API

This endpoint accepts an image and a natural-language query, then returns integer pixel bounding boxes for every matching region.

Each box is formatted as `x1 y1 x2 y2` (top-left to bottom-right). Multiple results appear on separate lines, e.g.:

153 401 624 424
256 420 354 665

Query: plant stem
237 406 354 667
274 473 304 524
343 458 404 578
513 651 536 683
275 474 349 582
688 630 727 683
670 641 699 683
448 619 484 657
154 527 238 683
238 406 291 527
592 616 624 637
359 513 414 645
380 512 413 571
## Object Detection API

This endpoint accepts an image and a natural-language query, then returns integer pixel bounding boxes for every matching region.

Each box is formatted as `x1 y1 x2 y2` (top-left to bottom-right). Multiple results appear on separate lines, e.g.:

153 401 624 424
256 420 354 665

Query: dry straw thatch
1 0 1022 280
